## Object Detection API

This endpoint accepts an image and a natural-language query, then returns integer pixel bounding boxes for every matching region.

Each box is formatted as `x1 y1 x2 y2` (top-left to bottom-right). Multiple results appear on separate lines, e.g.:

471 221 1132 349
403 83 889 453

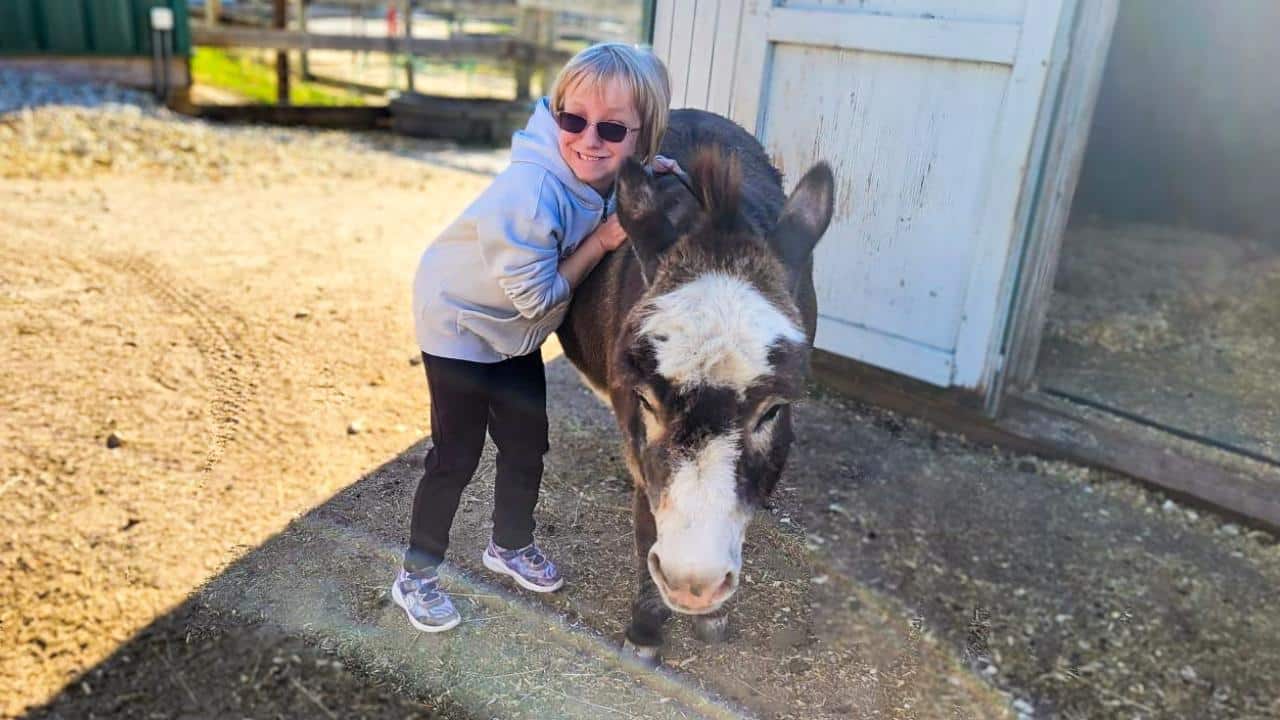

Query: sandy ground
0 93 1006 718
4 83 1280 720
0 96 493 716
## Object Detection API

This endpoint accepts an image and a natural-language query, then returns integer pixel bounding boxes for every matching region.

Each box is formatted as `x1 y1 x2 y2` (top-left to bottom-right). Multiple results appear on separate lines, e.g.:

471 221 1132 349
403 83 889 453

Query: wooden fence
192 0 642 105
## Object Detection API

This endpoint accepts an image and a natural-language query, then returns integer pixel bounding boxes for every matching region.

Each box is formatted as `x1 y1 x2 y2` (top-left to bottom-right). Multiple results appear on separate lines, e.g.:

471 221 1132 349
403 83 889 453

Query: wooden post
536 8 557 97
513 5 537 101
206 0 221 26
273 0 290 105
297 0 310 81
404 0 415 92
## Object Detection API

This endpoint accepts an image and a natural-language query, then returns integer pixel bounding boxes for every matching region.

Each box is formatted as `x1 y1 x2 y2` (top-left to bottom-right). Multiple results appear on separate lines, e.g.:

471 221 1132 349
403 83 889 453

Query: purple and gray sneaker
391 568 461 633
482 540 563 592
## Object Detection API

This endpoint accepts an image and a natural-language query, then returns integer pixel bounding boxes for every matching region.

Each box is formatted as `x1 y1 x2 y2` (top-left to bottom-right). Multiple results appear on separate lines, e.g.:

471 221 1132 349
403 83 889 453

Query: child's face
557 78 641 194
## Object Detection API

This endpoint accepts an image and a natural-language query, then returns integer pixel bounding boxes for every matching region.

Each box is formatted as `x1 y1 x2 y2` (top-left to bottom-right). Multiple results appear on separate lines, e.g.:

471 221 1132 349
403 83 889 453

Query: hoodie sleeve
475 170 572 321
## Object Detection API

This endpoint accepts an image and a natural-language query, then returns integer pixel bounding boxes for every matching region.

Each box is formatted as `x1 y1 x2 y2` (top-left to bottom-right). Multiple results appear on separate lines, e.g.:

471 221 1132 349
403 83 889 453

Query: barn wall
0 0 191 57
651 0 743 116
1072 0 1280 237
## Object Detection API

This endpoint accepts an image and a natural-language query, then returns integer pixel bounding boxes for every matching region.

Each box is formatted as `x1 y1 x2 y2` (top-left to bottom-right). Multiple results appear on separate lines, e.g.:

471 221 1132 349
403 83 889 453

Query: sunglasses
555 111 639 144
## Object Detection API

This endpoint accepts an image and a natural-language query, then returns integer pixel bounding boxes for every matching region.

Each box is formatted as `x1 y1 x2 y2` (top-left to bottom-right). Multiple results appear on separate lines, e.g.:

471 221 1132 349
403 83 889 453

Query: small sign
150 6 175 32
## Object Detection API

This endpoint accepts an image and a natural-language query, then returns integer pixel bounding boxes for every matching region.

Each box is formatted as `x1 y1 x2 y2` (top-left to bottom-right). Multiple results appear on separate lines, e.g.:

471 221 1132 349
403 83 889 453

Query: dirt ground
4 82 1280 720
1040 221 1280 464
0 91 1005 719
0 97 496 716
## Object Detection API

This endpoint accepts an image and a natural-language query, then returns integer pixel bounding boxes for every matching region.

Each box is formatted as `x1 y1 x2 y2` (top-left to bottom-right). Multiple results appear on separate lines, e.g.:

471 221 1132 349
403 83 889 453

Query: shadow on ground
24 355 1280 719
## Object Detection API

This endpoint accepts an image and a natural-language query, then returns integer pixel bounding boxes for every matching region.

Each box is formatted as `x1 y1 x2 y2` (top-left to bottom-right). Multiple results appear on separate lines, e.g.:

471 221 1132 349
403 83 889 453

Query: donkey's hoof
622 638 662 667
692 613 730 643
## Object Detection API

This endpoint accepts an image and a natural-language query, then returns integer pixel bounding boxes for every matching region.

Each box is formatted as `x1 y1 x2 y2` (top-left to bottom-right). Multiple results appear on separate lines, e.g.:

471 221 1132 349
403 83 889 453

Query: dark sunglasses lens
557 112 588 133
595 121 629 143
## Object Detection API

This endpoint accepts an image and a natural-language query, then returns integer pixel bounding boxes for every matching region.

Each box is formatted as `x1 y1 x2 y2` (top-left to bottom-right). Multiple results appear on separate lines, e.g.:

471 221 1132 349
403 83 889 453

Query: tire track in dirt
98 253 268 473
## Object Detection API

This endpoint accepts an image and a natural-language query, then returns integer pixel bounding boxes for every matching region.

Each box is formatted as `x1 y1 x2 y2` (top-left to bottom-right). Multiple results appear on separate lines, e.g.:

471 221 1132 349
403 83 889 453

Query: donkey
557 109 835 661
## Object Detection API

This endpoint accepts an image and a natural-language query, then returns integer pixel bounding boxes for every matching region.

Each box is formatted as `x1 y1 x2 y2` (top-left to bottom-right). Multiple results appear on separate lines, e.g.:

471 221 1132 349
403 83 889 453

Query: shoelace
404 573 442 603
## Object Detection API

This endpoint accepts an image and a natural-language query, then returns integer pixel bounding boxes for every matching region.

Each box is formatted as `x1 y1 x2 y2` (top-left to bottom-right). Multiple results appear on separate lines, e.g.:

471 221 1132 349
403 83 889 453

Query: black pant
404 351 549 573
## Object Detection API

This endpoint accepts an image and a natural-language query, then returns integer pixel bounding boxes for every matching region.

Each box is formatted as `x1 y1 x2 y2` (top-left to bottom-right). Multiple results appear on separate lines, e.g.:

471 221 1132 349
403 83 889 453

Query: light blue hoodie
413 97 616 362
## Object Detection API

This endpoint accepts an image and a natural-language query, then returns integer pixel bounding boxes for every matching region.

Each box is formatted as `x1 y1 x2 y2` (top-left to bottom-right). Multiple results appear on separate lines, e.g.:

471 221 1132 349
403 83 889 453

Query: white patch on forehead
638 272 802 391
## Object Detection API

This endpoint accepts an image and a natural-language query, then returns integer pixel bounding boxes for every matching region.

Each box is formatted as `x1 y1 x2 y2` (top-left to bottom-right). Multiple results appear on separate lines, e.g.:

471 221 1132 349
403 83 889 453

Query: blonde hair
550 43 671 165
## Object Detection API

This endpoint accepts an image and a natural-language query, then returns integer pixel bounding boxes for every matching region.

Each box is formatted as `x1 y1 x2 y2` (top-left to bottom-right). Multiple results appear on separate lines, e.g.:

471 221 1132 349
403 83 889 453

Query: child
394 42 674 632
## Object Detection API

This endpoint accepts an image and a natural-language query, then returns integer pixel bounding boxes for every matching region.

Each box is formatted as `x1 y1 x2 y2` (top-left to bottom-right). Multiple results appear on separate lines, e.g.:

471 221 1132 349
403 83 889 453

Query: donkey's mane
688 146 742 233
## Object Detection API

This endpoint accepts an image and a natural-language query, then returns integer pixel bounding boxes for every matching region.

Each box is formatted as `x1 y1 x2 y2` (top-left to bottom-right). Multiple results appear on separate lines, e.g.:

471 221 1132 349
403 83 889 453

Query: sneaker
391 568 461 633
482 540 564 593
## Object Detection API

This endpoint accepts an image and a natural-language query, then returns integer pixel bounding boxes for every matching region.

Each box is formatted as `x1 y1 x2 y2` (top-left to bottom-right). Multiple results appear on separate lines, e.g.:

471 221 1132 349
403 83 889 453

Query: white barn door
655 0 1071 397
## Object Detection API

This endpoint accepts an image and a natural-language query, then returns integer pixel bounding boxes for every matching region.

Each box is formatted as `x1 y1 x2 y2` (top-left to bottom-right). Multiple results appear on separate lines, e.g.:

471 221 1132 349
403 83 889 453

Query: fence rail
190 1 643 106
190 22 569 62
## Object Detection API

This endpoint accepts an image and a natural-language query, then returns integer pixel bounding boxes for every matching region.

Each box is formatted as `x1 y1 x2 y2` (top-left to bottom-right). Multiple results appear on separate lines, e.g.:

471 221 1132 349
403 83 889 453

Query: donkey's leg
623 485 670 664
692 606 731 643
691 604 732 638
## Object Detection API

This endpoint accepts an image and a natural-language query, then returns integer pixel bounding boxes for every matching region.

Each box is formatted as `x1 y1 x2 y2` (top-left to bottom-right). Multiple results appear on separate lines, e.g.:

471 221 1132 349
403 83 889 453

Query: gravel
0 68 505 185
0 68 159 114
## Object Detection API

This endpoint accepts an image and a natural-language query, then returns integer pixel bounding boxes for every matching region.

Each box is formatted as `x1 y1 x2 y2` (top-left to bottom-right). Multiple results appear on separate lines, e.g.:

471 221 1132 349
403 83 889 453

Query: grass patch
192 47 367 106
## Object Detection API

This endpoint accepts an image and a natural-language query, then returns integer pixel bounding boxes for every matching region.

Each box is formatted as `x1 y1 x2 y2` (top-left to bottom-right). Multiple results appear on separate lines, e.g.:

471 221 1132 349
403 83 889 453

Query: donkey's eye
755 403 786 432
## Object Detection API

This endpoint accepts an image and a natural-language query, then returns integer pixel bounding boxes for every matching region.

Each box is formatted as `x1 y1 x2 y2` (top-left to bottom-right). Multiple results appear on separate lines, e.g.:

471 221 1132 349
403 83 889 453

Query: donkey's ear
617 158 677 280
770 162 835 270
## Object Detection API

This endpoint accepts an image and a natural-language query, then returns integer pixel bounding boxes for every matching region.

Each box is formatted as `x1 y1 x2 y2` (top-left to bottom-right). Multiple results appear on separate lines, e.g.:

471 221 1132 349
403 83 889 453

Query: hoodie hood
511 97 613 210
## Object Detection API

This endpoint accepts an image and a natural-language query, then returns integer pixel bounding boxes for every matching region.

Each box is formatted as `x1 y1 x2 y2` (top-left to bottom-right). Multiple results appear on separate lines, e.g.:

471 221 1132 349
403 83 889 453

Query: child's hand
591 215 628 253
651 155 683 175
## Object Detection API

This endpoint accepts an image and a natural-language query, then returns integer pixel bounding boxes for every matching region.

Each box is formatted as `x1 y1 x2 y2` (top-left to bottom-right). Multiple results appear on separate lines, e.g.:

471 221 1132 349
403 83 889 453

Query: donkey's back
660 109 786 238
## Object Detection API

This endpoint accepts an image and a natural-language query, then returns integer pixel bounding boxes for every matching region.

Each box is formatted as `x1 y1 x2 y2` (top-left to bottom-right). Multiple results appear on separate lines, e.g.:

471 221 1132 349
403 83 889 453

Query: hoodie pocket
456 304 566 358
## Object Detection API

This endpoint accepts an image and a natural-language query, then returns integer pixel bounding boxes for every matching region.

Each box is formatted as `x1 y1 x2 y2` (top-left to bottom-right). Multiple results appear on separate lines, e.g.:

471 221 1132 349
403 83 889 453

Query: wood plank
814 315 955 388
513 5 536 100
766 6 1021 65
0 56 190 91
651 0 676 66
273 0 289 105
812 349 995 425
403 0 415 92
1001 392 1280 533
187 104 390 128
949 0 1066 391
704 0 742 117
683 0 719 110
665 0 697 107
389 93 529 142
763 45 1011 357
779 0 1028 24
728 0 771 133
189 23 570 62
300 71 390 96
518 0 642 20
296 0 310 80
998 0 1118 401
811 350 1280 533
